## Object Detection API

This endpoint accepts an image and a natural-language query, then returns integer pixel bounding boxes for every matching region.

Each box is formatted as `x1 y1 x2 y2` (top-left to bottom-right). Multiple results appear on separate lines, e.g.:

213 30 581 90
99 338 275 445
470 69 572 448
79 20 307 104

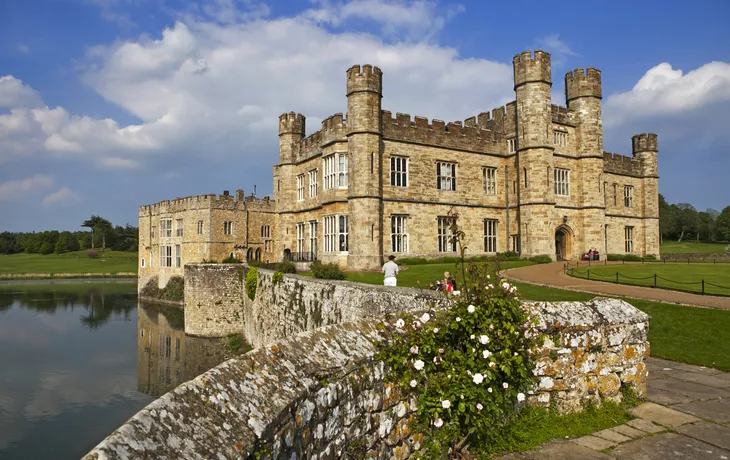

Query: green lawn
661 241 729 254
568 263 730 296
511 282 730 372
0 250 138 276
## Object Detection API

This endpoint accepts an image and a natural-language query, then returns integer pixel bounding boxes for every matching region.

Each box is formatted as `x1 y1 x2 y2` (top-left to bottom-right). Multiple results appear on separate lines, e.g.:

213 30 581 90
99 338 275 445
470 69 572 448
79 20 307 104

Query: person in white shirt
382 255 399 286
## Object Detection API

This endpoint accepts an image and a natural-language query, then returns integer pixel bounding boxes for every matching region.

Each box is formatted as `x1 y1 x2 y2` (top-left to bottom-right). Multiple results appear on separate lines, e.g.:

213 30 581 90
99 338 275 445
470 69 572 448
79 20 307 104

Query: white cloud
604 61 730 126
0 5 512 169
0 174 54 201
0 76 43 108
534 34 577 69
16 43 30 54
41 187 83 206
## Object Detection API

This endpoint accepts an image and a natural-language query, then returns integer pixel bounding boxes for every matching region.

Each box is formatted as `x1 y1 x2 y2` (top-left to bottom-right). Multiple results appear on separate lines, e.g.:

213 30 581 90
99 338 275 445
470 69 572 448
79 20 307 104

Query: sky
1 0 729 232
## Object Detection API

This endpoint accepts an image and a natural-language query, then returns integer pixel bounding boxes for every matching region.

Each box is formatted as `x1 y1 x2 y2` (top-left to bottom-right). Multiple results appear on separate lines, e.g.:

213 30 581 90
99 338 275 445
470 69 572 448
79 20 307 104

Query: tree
715 206 730 242
39 242 54 255
81 216 112 251
658 194 672 244
673 203 697 242
707 208 720 241
54 232 71 254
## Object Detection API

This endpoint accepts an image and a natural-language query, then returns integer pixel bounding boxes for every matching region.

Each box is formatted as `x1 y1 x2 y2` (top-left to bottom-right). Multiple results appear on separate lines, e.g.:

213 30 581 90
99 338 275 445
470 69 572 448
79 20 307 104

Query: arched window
246 248 253 261
255 248 261 261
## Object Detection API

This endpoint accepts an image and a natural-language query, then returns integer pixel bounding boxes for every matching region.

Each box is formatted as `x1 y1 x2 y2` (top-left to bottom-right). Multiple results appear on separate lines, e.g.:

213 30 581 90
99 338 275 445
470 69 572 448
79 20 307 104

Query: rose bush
376 262 543 457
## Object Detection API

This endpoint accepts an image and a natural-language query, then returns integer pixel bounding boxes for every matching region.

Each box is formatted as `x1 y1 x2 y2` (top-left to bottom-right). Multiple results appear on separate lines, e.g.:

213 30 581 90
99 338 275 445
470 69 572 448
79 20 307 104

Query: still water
0 282 228 460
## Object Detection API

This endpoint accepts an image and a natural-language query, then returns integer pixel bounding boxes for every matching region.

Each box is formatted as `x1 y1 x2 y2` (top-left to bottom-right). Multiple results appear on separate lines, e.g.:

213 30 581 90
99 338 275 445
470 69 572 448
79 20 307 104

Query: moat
0 282 227 460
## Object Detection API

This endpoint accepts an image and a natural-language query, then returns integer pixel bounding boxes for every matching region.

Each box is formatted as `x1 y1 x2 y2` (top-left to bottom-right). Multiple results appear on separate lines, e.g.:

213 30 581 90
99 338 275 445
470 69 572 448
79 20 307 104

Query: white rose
410 345 419 354
412 320 422 329
503 382 509 389
395 319 405 328
502 282 510 289
489 324 494 331
476 403 483 410
472 373 484 384
441 400 451 409
456 317 461 322
410 379 417 388
482 350 492 359
414 360 425 371
488 284 494 289
467 305 475 313
433 328 439 333
470 334 475 339
489 362 496 369
488 387 493 393
517 393 525 402
487 274 490 279
479 335 489 345
420 313 431 323
433 418 443 428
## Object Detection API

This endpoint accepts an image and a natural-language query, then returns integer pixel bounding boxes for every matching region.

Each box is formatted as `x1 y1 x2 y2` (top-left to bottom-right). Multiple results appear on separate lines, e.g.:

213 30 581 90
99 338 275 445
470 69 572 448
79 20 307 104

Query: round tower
513 50 556 259
633 133 660 258
278 112 305 164
346 64 383 271
276 112 305 258
566 68 605 258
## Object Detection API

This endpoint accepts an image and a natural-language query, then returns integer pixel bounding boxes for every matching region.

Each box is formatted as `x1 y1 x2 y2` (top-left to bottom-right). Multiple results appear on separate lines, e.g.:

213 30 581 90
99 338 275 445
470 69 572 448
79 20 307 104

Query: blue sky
1 0 729 231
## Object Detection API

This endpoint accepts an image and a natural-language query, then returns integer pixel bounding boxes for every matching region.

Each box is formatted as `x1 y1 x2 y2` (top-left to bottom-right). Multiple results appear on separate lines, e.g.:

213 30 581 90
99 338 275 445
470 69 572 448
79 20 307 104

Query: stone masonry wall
183 264 433 344
85 297 649 459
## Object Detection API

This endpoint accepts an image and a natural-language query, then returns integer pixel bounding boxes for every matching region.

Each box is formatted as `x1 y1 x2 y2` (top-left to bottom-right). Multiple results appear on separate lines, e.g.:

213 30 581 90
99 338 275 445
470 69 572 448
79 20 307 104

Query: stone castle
138 49 659 280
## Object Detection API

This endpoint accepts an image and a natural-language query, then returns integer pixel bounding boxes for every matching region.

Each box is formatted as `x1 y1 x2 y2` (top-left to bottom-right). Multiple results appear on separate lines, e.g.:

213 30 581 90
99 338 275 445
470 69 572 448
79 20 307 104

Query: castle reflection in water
136 302 228 397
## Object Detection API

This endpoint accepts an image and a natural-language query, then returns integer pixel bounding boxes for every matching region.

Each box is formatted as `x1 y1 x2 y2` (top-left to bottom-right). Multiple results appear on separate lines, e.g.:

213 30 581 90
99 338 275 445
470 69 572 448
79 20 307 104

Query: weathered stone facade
275 50 660 270
85 298 649 459
138 191 276 291
184 263 433 345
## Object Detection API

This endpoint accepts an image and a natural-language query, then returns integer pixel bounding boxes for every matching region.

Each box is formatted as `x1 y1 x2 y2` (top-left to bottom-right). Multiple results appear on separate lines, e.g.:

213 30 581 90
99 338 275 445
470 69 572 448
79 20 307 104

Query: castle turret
514 50 555 259
346 64 383 270
632 133 658 177
278 112 305 164
632 133 659 257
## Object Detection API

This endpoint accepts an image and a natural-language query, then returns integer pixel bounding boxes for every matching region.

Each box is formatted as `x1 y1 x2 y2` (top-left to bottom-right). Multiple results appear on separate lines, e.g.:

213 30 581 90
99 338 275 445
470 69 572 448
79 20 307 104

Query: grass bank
567 263 730 297
0 250 137 277
660 241 728 254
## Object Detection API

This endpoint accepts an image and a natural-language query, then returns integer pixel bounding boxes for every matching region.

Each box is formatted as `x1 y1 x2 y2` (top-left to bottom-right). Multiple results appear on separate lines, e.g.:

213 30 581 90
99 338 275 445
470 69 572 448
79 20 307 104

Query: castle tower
346 64 383 270
633 133 660 257
565 67 605 256
275 112 305 256
513 50 555 259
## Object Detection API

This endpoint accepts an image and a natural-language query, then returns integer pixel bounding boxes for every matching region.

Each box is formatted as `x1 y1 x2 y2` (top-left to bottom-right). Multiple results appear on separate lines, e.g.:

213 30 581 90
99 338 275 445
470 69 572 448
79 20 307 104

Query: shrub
376 263 542 457
642 254 657 261
222 254 242 264
277 260 297 273
87 250 99 259
498 251 521 261
272 271 283 285
140 277 160 298
310 260 346 280
528 255 553 264
161 276 184 301
201 259 218 264
246 267 258 300
397 257 429 266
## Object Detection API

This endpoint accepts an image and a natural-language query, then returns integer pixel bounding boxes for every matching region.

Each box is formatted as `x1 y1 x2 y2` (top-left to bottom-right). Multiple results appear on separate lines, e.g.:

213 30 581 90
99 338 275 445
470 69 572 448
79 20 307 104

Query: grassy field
0 250 138 276
568 263 730 296
661 241 728 254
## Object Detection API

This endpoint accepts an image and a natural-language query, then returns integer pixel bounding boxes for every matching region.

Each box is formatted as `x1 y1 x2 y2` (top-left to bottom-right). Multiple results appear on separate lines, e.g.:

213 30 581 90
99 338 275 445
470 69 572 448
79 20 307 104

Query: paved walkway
503 262 730 310
497 357 730 459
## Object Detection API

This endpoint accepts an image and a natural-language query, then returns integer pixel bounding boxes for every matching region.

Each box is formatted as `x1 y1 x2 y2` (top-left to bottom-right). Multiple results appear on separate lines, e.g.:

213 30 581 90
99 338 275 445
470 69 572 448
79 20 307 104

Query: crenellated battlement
632 133 658 153
513 50 552 88
346 64 382 95
292 129 323 161
603 152 642 177
279 112 305 136
320 112 347 146
565 68 602 101
381 109 503 153
139 190 274 216
551 104 576 126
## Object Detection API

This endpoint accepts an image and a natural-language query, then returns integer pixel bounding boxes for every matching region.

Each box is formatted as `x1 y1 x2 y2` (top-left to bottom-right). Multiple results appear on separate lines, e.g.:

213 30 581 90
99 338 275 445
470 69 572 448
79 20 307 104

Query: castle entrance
555 225 573 261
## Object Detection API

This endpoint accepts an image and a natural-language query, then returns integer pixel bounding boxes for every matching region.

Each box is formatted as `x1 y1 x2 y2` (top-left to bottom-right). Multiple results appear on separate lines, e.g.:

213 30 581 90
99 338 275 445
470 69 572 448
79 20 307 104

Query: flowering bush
376 262 543 456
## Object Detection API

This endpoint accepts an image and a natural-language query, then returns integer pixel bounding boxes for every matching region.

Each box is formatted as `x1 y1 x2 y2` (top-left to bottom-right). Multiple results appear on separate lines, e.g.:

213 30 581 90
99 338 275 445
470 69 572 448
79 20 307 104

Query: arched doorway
555 225 573 261
246 248 253 261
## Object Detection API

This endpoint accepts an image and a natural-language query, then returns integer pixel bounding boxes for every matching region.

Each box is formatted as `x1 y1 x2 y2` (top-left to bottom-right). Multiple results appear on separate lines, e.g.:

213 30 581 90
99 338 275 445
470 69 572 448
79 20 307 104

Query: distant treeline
660 195 730 243
0 215 138 254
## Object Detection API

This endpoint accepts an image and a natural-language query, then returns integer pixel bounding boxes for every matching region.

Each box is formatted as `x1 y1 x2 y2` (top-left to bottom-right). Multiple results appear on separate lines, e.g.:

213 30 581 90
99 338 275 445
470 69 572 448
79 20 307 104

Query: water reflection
0 283 231 460
136 302 229 397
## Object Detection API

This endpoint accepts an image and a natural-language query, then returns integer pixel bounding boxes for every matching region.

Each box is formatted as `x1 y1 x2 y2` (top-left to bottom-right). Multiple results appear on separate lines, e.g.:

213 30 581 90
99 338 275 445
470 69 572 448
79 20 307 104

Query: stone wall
183 264 432 345
85 297 649 459
660 252 730 261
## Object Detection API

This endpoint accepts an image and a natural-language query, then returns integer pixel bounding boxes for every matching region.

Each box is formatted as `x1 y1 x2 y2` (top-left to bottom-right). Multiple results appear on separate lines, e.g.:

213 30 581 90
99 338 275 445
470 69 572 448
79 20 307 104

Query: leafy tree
658 194 672 244
715 206 730 242
39 242 54 255
54 232 71 254
672 203 697 242
81 215 112 251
